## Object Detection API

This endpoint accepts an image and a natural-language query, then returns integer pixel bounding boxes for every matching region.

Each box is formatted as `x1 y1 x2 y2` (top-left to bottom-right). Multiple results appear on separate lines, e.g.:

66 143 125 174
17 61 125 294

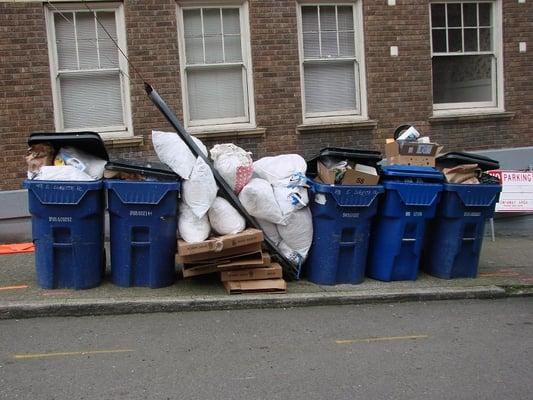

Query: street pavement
0 298 531 400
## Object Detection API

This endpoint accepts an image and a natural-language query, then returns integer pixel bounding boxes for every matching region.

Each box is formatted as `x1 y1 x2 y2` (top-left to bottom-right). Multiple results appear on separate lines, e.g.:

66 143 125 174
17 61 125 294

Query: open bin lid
28 132 109 161
307 147 382 175
105 160 179 181
381 165 444 182
436 152 499 171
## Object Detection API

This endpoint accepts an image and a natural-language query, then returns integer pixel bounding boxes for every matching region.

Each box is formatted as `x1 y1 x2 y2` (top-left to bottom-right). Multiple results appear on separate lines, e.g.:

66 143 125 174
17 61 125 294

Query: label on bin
342 212 360 218
48 216 73 223
464 212 481 217
129 210 153 217
405 211 423 217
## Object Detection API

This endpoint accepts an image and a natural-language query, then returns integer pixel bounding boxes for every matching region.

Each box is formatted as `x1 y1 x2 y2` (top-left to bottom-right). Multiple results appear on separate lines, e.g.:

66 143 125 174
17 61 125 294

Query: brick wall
0 0 531 191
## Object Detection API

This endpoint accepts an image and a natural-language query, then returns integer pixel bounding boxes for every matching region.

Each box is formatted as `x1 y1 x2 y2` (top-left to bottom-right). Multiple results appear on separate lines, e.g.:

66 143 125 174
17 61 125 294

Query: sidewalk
1 237 532 319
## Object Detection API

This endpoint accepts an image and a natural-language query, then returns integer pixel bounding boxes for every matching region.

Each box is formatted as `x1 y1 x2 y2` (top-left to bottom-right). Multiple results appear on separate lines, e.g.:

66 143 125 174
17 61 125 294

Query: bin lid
381 165 444 182
307 147 382 175
436 152 500 171
28 132 109 161
105 160 179 181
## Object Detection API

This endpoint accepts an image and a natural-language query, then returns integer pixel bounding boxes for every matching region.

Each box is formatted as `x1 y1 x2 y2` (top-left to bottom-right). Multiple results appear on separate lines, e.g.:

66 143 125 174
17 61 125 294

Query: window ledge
297 119 378 133
103 136 144 149
192 127 266 140
429 111 515 124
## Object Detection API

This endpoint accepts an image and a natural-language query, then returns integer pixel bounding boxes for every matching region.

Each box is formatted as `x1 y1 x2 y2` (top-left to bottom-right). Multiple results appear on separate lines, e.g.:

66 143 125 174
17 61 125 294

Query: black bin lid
307 147 382 175
28 132 109 161
105 160 179 181
436 151 500 171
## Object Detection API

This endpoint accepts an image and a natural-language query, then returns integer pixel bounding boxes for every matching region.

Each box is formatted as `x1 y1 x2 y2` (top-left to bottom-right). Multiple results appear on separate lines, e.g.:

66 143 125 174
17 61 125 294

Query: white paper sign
488 170 533 212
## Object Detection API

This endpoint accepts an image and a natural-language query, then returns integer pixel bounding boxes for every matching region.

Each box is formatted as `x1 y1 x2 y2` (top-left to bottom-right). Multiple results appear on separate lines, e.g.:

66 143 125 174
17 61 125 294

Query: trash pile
384 125 442 167
435 151 501 185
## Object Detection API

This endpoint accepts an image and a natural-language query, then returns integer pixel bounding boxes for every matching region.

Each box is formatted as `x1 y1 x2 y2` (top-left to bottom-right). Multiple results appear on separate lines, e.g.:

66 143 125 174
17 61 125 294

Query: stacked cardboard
177 228 286 294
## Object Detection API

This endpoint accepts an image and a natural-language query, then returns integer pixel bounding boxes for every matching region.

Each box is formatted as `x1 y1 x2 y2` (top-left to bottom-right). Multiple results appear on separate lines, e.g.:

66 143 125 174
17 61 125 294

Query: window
177 3 255 130
46 3 132 137
430 1 503 112
297 3 367 123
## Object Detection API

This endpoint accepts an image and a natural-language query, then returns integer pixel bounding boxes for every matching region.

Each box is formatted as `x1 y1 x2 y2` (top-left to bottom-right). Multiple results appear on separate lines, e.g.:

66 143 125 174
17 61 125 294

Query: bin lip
443 182 502 190
104 179 180 190
23 179 103 189
381 165 444 182
310 180 384 193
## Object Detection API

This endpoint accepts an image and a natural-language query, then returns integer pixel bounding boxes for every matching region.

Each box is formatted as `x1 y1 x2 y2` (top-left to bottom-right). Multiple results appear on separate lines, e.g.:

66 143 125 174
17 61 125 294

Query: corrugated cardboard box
177 244 262 265
181 253 270 278
223 278 287 294
385 139 442 167
177 228 263 256
318 161 379 185
220 263 282 282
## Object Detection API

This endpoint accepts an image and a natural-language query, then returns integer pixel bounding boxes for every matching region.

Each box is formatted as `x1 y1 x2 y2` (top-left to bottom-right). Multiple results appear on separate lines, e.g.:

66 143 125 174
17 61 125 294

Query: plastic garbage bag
277 207 313 261
272 174 309 215
33 166 94 181
54 146 107 180
152 130 207 179
182 156 218 218
178 202 211 243
253 154 307 184
208 197 246 235
238 178 285 225
256 218 282 246
210 144 253 194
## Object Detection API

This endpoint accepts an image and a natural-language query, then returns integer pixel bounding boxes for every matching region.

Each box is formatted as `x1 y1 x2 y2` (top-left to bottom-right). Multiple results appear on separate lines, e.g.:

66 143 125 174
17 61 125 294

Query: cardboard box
177 243 262 265
385 139 442 167
181 252 270 278
220 263 282 282
181 264 218 278
318 161 379 185
223 278 287 294
177 228 263 256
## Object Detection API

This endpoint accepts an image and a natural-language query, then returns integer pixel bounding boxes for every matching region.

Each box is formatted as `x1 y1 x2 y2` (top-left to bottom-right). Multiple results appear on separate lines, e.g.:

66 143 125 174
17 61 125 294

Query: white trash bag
210 144 253 194
238 178 285 225
55 146 107 180
178 202 211 243
33 166 94 181
256 218 282 246
182 157 218 218
208 197 246 235
152 130 207 179
277 207 313 261
253 154 307 184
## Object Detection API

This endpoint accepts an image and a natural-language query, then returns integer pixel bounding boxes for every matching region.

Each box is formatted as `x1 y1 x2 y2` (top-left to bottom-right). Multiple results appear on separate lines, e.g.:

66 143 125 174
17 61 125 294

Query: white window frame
176 1 256 133
45 2 133 139
296 1 368 125
430 0 504 116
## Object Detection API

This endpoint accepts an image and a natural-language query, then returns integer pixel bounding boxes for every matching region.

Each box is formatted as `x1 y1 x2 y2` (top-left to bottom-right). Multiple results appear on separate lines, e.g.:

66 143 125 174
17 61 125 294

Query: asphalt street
1 298 532 400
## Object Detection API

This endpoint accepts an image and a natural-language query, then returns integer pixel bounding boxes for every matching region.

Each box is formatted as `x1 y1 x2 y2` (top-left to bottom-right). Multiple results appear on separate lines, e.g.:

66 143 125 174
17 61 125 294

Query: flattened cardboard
176 243 262 265
318 161 379 185
223 278 287 294
385 138 443 167
177 228 263 256
216 252 271 270
182 264 218 278
220 263 283 282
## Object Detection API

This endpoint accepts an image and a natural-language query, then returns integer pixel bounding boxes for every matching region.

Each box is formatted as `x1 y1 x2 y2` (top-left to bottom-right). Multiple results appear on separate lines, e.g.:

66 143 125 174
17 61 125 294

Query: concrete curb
0 285 508 320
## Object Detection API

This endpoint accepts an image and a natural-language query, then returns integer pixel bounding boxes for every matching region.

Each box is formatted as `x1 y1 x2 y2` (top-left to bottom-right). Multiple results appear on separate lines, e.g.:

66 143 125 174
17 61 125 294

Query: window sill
297 119 378 133
191 127 266 140
429 111 515 124
103 136 144 149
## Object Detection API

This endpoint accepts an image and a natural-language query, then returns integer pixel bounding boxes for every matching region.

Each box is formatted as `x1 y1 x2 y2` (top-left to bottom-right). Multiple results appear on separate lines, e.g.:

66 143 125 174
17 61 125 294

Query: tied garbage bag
239 178 285 225
178 202 211 243
54 146 106 180
272 173 309 215
253 154 307 184
152 130 207 179
210 144 253 194
182 157 218 218
277 207 313 262
208 197 246 235
256 218 282 246
33 166 93 181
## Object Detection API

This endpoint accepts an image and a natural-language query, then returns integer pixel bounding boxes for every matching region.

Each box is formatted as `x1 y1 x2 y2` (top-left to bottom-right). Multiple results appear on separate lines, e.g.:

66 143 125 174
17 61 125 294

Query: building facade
1 0 532 191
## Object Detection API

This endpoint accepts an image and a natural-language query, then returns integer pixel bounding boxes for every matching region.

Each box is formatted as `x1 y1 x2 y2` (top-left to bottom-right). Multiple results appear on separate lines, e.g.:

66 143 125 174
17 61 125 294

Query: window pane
321 31 338 57
447 3 461 27
224 35 242 62
60 72 123 129
319 6 336 31
302 6 318 32
448 29 462 52
205 35 223 63
431 4 446 28
304 62 356 113
432 29 447 52
203 8 221 35
337 6 353 31
97 12 118 69
55 12 77 70
339 31 355 57
185 37 203 64
76 13 99 70
303 32 320 58
432 55 493 104
479 3 491 26
464 28 478 52
187 66 245 120
222 8 240 34
479 28 491 51
183 9 202 37
463 3 477 27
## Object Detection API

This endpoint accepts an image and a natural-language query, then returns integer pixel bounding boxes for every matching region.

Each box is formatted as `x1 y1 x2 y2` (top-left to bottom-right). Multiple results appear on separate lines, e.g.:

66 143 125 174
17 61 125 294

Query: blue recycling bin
306 181 384 285
423 183 501 279
367 166 443 281
105 180 179 288
24 180 105 289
